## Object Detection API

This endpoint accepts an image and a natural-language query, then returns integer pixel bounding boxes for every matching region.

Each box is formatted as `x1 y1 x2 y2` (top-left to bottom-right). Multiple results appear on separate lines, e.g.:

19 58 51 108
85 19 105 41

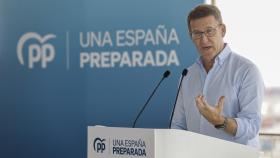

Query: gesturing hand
195 95 225 125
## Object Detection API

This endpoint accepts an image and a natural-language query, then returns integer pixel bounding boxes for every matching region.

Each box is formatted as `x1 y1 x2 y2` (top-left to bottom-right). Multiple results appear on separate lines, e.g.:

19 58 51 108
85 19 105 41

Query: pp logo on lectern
17 32 56 69
93 138 106 153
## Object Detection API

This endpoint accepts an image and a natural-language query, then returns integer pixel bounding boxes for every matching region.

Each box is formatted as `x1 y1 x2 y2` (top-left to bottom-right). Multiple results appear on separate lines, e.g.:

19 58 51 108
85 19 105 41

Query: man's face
189 15 226 62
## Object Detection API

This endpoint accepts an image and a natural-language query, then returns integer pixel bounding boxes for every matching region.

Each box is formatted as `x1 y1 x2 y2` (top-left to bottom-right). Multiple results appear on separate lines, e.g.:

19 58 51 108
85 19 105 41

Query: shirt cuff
234 118 245 139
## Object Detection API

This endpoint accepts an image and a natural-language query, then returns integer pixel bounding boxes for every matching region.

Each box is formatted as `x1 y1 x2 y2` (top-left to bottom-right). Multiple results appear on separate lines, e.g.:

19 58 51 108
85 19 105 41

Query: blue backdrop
0 0 203 158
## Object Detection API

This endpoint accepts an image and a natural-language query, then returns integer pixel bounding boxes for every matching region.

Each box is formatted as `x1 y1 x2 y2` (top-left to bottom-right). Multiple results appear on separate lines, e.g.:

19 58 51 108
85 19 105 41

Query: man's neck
202 59 214 73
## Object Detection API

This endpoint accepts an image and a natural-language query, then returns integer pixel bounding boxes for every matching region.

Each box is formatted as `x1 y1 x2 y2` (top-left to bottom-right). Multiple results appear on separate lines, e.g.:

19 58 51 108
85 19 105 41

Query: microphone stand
132 70 170 128
169 69 188 129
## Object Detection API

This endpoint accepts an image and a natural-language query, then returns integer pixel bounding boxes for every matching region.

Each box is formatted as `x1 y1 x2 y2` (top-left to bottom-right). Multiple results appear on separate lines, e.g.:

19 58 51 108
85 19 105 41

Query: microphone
169 69 188 129
132 70 171 128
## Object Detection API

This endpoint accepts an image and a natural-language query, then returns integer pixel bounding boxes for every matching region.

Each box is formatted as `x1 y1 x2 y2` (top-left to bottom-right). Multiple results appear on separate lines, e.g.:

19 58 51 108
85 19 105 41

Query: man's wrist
214 117 228 130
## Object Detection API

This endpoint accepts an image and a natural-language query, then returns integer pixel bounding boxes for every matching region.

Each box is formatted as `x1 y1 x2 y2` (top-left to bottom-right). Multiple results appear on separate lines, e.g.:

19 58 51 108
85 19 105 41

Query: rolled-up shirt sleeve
234 64 264 144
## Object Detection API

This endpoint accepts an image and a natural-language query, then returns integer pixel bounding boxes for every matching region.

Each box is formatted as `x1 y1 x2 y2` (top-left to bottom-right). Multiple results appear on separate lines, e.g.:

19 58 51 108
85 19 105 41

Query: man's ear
221 24 226 37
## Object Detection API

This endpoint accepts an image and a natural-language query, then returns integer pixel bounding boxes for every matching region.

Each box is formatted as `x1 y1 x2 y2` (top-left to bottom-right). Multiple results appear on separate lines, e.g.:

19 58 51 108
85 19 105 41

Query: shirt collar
196 43 232 67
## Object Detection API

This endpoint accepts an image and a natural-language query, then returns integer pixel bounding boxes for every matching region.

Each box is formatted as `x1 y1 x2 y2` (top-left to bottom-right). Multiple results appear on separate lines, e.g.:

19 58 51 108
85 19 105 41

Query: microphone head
182 69 188 76
163 70 171 78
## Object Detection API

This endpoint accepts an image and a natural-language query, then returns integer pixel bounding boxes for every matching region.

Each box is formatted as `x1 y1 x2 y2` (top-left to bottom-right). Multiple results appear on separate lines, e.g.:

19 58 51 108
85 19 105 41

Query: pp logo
17 32 56 69
93 138 106 153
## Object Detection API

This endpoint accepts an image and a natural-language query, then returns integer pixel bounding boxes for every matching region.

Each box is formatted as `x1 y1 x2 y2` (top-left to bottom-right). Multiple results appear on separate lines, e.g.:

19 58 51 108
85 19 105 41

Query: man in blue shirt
171 4 264 148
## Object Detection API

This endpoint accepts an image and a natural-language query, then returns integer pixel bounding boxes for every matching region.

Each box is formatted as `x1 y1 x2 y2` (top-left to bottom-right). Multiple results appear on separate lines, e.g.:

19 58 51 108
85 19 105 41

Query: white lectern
88 126 258 158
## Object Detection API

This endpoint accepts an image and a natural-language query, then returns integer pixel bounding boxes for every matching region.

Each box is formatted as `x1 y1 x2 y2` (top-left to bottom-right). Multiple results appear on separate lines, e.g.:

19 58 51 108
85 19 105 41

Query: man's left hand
195 95 225 125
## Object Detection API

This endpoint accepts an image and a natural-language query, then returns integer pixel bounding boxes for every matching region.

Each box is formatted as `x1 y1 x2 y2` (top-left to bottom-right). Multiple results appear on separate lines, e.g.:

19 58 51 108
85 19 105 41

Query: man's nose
200 33 209 43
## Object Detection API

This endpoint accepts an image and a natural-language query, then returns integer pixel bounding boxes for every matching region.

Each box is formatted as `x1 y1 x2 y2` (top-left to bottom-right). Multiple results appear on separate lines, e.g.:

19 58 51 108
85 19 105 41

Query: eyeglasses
190 24 221 40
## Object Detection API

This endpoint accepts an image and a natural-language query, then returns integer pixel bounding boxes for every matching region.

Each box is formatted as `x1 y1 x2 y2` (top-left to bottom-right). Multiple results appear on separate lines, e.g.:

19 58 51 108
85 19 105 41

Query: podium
88 126 259 158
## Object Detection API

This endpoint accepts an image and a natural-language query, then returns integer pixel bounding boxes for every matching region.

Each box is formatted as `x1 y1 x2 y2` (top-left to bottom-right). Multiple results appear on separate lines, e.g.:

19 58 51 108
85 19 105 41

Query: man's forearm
224 117 237 136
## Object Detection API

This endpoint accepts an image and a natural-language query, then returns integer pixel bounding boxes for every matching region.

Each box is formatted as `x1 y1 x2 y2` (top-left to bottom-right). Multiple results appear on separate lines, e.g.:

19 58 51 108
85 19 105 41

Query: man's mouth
202 46 212 50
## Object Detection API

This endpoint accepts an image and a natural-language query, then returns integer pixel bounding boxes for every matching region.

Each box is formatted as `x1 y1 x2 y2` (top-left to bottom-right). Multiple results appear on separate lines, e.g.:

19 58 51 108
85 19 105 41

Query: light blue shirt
171 44 264 148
